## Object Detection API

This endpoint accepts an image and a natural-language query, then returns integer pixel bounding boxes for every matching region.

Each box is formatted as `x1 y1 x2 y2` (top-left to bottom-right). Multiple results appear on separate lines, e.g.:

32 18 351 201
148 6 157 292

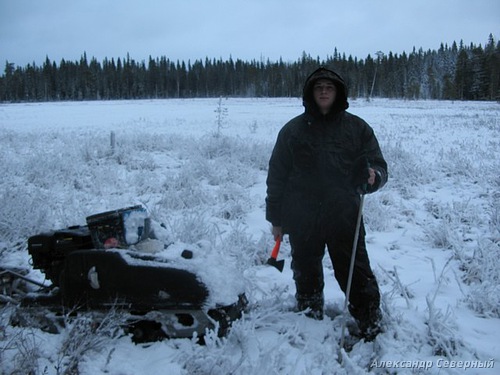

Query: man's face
313 79 337 114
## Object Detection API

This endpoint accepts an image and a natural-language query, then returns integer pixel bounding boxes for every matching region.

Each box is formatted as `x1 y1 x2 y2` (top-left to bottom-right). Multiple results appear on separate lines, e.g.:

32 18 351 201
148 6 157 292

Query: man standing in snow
265 67 388 341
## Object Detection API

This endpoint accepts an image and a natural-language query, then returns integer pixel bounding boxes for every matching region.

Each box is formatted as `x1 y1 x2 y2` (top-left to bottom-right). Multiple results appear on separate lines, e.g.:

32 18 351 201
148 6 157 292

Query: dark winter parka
266 68 388 238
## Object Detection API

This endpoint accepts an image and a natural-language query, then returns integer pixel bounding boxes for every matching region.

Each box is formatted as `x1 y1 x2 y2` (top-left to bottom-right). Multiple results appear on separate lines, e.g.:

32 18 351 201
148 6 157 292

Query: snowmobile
3 206 247 343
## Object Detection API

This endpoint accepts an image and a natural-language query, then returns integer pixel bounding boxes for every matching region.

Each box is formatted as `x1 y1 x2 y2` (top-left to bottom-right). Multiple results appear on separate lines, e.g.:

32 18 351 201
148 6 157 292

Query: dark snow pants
289 216 380 327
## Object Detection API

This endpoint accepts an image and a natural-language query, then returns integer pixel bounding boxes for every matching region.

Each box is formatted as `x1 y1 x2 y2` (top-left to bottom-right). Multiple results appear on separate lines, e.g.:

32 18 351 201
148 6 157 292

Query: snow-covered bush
363 192 395 232
420 194 500 318
425 262 463 358
216 183 252 220
55 312 121 374
0 186 52 245
219 222 268 270
463 238 500 318
164 209 218 244
380 139 432 199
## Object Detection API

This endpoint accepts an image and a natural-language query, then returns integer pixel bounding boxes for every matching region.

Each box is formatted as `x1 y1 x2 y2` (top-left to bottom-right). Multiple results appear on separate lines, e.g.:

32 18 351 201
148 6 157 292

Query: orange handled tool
266 237 285 272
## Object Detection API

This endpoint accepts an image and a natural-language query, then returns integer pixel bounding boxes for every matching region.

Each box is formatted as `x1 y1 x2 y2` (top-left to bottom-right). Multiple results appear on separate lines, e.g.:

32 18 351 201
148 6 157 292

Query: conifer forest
1 34 498 102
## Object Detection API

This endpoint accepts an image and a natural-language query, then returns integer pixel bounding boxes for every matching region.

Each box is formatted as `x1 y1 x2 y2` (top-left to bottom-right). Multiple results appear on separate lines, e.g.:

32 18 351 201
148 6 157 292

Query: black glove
367 170 382 194
351 156 370 194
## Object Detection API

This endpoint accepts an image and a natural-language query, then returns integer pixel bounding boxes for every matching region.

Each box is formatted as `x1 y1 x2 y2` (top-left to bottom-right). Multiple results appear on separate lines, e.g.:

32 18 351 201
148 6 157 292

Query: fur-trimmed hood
302 67 349 115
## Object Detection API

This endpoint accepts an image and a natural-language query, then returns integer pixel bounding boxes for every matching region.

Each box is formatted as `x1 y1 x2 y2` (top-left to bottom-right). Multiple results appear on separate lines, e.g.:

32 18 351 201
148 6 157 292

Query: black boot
356 307 383 341
296 292 324 320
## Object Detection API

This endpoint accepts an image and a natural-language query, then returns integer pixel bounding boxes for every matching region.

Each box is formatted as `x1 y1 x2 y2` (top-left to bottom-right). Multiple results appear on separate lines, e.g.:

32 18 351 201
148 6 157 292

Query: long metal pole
338 194 365 358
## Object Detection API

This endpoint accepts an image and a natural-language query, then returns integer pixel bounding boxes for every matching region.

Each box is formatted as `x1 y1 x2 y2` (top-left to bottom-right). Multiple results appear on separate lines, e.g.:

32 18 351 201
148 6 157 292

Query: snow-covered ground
0 98 499 374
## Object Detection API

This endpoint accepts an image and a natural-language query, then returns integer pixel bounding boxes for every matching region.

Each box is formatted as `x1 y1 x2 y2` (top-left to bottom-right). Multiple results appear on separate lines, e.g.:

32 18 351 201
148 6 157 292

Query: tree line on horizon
1 34 498 102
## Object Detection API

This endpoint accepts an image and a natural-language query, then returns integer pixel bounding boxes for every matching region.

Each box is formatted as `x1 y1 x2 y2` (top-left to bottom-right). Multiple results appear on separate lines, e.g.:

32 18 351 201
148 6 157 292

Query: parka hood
302 67 349 116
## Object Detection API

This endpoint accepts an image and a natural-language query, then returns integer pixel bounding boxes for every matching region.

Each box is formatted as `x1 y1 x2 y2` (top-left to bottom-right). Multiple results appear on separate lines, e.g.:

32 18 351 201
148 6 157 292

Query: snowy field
0 97 499 374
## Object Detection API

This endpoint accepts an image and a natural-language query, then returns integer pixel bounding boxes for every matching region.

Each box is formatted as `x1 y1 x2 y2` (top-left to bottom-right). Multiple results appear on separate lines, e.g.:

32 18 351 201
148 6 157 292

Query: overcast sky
0 0 498 67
